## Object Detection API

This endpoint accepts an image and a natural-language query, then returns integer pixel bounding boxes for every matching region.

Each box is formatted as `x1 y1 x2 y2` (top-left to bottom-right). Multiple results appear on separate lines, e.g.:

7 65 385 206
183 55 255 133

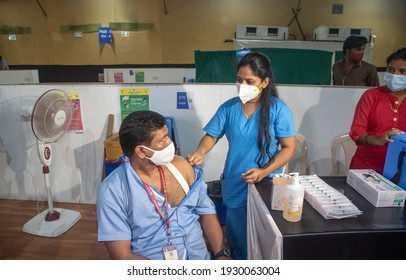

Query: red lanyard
141 166 173 244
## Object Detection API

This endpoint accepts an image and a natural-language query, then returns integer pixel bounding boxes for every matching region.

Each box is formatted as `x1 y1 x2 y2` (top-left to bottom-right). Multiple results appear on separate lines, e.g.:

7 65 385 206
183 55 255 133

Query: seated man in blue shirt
97 110 231 260
0 55 9 70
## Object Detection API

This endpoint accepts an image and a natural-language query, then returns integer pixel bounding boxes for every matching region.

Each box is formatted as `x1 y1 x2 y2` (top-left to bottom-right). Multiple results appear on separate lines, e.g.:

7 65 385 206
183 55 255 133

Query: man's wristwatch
214 248 231 259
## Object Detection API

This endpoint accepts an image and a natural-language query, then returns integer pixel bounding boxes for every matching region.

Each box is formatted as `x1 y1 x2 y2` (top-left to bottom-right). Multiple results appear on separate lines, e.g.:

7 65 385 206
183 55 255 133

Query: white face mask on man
237 83 263 104
142 142 175 166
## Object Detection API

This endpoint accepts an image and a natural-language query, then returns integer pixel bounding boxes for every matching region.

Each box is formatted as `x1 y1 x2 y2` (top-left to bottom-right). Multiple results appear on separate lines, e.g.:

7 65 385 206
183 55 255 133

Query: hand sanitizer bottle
283 172 305 222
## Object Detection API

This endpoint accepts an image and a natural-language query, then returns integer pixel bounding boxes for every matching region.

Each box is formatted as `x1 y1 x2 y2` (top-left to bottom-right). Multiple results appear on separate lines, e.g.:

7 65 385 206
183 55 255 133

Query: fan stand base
22 208 81 237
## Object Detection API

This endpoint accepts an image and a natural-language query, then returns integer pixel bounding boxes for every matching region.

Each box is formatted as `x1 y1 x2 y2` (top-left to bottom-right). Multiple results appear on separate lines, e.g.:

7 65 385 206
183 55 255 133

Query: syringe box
347 169 406 207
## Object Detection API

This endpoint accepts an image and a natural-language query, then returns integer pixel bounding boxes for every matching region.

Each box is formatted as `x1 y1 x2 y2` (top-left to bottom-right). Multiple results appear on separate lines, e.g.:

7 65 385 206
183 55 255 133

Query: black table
255 176 406 260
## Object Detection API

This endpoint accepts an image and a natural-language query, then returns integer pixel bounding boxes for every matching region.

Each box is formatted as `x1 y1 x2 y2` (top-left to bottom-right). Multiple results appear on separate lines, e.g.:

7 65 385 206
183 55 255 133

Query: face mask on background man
348 52 363 63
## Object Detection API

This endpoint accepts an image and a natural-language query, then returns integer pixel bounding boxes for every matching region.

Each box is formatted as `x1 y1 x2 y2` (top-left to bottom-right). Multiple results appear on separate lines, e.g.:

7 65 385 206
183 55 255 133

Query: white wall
103 68 196 83
0 83 367 204
378 71 385 87
0 70 39 84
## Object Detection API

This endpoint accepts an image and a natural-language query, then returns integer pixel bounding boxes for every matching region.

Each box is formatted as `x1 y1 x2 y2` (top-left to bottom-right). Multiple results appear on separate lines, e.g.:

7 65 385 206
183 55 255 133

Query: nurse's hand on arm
187 134 219 166
241 136 296 184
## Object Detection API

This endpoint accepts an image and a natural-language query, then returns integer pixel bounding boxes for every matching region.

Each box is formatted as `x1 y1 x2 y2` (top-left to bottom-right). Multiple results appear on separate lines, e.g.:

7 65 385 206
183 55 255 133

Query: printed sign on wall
67 92 84 133
135 70 145 83
120 88 150 121
177 92 194 110
99 27 112 44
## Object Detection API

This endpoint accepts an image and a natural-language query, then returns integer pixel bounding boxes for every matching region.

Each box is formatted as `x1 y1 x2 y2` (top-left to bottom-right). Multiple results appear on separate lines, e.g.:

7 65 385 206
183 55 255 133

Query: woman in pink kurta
349 47 406 174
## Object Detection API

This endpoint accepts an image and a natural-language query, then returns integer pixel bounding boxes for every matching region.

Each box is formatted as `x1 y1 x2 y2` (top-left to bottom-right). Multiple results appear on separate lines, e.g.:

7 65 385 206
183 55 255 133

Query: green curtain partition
194 50 237 83
195 48 334 85
334 51 345 62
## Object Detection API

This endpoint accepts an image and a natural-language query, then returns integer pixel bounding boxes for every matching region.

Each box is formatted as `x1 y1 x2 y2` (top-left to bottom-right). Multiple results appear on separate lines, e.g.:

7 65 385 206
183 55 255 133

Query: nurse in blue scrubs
187 52 296 259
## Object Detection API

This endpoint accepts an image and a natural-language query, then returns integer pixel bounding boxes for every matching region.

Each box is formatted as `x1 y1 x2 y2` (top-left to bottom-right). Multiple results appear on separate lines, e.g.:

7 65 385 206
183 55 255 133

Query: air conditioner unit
236 25 288 40
313 26 372 42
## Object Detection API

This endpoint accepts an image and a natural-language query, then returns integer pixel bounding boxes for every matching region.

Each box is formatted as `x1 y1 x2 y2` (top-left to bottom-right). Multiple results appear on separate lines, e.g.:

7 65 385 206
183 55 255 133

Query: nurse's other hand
241 168 264 184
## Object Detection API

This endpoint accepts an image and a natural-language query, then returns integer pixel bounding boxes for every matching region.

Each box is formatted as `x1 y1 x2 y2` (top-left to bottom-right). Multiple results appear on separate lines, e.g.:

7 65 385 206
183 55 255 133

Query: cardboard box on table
104 132 123 161
383 134 406 191
347 169 406 207
103 132 124 177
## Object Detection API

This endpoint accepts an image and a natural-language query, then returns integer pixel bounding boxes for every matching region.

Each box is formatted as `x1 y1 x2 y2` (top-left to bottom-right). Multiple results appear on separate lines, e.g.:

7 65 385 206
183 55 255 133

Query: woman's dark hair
386 47 406 65
119 110 166 158
237 52 278 168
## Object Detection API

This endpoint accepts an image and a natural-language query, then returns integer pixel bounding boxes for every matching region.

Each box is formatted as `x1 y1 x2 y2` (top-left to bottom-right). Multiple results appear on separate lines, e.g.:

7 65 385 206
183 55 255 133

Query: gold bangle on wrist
365 134 371 145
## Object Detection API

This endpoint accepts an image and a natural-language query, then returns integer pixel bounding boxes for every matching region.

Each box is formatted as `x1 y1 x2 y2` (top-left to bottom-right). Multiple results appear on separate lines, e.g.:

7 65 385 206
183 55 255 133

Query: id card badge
163 244 179 260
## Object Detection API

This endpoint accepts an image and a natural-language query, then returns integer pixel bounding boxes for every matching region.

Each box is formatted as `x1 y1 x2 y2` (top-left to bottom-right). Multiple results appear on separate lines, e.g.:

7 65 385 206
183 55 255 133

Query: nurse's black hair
237 52 278 168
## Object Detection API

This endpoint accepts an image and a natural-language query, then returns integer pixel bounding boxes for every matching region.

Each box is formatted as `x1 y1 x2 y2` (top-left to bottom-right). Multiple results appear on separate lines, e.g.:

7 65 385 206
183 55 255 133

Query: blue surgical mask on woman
384 72 406 92
237 82 263 104
142 142 175 166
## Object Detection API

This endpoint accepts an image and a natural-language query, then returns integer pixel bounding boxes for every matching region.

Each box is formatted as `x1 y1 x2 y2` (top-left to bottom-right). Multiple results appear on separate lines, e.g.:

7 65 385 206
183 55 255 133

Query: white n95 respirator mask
142 142 175 166
237 83 263 104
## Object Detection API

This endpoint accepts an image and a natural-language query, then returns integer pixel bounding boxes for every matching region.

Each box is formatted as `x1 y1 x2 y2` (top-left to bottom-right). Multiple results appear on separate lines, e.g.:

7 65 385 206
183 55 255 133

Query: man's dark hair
119 110 166 158
343 36 368 54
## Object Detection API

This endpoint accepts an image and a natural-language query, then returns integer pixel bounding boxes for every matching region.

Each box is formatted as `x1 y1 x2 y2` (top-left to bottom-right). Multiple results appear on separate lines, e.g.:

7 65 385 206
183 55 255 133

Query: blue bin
165 116 180 155
207 180 227 225
213 201 227 226
165 116 175 141
104 160 125 177
383 134 406 190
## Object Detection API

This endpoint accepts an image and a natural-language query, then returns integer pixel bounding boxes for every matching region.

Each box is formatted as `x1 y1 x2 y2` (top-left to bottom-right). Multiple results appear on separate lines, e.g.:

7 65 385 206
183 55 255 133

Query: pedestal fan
22 89 81 237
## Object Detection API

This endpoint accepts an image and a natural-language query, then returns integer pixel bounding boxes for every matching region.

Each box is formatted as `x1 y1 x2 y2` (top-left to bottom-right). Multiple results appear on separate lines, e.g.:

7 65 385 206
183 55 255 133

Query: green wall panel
60 24 101 33
109 22 154 31
0 26 31 35
195 48 333 85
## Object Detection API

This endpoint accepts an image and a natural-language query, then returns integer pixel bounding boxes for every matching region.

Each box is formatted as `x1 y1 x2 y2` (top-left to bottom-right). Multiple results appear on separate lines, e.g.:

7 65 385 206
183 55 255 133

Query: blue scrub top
204 96 296 208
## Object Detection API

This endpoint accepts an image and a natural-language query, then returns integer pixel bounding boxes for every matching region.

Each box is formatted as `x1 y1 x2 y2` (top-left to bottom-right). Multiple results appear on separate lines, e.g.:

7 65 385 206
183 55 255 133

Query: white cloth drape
247 184 283 260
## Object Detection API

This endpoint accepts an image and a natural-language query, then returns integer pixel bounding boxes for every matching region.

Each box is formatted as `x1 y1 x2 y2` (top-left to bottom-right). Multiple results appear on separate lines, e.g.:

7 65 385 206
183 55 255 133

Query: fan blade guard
31 89 73 143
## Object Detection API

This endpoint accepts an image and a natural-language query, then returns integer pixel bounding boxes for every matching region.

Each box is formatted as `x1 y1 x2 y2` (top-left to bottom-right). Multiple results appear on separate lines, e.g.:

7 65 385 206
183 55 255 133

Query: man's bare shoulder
171 156 195 184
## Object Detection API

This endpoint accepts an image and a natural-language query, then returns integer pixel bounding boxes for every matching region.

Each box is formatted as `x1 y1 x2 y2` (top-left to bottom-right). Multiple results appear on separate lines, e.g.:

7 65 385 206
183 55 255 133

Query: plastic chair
281 133 308 175
331 133 357 176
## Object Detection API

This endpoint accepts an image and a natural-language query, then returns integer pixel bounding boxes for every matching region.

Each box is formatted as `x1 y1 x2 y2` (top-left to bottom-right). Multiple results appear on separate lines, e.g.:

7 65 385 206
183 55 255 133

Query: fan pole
43 166 60 221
